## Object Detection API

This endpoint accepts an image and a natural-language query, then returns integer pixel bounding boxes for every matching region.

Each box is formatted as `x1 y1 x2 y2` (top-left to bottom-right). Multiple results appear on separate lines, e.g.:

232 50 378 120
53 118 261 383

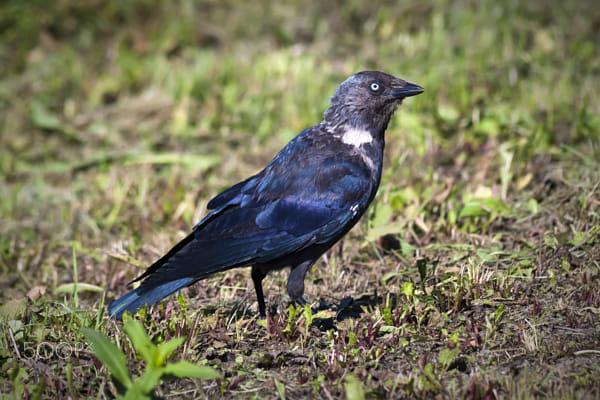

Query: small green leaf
30 100 79 141
475 117 500 136
459 197 508 218
287 304 298 321
448 207 457 226
348 331 356 347
438 347 460 367
401 281 414 300
303 304 313 326
177 293 187 315
382 300 393 325
274 378 286 400
164 361 220 379
31 101 63 131
459 202 485 218
123 320 157 364
156 337 185 366
8 320 24 340
344 374 365 400
134 366 163 395
256 319 268 329
82 328 132 389
400 240 416 259
527 198 540 214
494 304 506 325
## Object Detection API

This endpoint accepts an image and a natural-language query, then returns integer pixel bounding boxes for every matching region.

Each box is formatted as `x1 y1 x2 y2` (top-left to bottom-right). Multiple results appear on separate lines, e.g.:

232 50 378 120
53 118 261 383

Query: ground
1 0 599 399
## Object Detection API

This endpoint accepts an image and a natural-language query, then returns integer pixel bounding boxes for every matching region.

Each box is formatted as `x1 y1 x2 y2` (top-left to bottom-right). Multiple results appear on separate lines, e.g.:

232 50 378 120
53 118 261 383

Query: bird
108 71 423 319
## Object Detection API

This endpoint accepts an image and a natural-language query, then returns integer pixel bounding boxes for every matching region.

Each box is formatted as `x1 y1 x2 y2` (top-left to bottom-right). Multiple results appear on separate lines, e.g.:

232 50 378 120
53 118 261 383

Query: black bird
108 71 423 319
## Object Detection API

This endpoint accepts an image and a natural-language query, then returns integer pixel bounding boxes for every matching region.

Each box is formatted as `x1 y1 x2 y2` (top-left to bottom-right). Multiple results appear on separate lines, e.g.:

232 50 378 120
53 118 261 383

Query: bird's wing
206 127 312 210
206 174 260 210
135 154 374 290
203 153 373 245
251 156 374 246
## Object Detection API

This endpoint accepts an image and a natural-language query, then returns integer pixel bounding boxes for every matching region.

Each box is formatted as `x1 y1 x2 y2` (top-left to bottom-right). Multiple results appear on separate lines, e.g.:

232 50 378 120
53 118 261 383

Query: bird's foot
292 296 353 316
292 297 324 315
314 296 354 313
293 296 308 306
336 296 354 313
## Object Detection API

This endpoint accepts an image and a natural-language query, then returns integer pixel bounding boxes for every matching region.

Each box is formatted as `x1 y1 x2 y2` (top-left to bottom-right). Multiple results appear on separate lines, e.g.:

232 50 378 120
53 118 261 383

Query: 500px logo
21 341 90 360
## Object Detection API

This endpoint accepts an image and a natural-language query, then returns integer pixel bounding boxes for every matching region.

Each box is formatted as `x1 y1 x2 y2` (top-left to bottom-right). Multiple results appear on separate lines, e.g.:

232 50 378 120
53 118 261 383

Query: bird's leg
294 297 307 306
286 260 314 306
251 266 267 317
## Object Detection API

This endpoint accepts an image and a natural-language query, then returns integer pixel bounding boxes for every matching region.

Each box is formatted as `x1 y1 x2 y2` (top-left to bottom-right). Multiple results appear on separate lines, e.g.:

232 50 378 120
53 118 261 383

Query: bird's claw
336 296 354 312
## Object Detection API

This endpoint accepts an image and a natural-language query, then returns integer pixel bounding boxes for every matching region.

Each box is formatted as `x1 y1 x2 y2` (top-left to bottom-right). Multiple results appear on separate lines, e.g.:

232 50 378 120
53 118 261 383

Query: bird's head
323 71 423 133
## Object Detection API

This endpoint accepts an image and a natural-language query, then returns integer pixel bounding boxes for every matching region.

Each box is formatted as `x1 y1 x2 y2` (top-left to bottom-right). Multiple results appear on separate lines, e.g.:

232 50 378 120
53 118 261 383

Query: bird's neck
317 116 386 181
321 104 394 142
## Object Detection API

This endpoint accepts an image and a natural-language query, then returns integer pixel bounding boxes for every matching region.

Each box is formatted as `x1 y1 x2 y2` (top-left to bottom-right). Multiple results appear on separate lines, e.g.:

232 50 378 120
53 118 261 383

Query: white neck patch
341 127 373 147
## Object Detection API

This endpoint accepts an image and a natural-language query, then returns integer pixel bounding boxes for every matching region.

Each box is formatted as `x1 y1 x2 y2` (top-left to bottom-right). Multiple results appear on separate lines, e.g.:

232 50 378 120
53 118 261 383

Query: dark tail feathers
108 277 194 320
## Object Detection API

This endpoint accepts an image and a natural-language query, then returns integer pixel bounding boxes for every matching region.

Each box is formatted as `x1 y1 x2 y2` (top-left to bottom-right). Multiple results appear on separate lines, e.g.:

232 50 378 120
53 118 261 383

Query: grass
1 0 599 398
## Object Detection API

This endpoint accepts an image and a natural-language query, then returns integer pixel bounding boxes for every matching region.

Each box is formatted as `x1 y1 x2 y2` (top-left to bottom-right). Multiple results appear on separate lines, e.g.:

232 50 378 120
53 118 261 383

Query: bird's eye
370 82 380 92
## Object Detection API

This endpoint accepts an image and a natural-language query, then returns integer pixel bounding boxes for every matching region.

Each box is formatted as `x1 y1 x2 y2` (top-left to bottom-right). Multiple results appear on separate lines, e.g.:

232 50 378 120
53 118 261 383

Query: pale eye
370 82 380 92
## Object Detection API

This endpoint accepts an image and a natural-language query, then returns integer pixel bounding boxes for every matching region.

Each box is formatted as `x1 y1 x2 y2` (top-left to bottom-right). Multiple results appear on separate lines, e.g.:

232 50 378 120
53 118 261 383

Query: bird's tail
108 220 263 319
108 277 194 320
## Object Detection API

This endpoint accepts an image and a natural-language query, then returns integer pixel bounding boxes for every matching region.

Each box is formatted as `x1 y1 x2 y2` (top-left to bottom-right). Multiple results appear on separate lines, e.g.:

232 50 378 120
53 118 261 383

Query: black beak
391 82 424 99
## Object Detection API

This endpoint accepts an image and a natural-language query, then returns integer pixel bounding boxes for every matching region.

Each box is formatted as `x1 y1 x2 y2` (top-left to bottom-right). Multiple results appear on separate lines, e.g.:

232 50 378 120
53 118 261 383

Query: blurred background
2 0 597 244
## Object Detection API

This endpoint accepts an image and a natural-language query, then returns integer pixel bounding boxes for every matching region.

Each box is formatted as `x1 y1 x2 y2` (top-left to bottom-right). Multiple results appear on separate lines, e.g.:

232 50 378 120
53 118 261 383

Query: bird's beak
391 83 424 99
